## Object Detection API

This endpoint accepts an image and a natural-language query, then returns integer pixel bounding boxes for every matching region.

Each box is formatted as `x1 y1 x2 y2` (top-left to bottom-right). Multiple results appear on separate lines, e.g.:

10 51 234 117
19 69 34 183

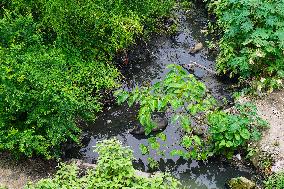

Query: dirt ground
0 152 56 189
254 90 284 173
240 90 284 173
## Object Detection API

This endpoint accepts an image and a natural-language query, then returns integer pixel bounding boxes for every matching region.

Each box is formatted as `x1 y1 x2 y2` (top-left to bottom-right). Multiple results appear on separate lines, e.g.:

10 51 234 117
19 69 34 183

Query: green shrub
0 0 175 158
0 13 120 158
25 138 181 189
3 0 174 58
207 0 284 92
265 172 284 189
115 65 267 160
208 103 267 157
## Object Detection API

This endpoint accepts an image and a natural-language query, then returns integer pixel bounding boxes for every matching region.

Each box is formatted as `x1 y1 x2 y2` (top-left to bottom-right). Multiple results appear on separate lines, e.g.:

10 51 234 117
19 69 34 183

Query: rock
150 171 162 178
129 113 168 135
227 177 256 189
129 125 145 135
72 159 97 170
181 63 194 72
235 154 242 161
192 124 208 136
189 42 203 54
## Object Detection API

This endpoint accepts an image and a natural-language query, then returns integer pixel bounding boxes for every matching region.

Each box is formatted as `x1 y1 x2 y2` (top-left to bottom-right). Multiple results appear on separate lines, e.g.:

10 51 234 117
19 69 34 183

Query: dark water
78 6 254 189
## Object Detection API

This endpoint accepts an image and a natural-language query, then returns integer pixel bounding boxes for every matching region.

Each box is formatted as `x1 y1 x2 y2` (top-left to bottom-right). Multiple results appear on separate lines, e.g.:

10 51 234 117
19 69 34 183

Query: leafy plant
25 138 181 189
0 12 120 158
207 0 284 93
265 172 284 189
140 144 150 155
180 0 192 10
115 64 217 160
208 103 268 157
148 157 160 170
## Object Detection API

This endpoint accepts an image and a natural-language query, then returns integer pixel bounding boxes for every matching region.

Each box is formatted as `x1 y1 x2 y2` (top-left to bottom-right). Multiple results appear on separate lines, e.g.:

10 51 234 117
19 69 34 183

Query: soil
240 90 284 173
0 152 56 189
254 90 284 173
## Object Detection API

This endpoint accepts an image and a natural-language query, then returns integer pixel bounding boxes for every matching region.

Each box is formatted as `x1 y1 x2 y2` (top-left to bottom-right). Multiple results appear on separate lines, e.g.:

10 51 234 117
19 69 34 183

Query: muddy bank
0 153 56 189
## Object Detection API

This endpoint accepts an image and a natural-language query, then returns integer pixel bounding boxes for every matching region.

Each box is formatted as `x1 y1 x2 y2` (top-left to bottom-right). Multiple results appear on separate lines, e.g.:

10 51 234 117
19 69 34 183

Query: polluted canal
75 5 255 189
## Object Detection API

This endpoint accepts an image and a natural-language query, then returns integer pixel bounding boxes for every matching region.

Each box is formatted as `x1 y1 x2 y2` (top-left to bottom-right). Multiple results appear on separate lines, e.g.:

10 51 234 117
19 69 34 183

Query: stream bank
239 91 284 175
0 152 56 189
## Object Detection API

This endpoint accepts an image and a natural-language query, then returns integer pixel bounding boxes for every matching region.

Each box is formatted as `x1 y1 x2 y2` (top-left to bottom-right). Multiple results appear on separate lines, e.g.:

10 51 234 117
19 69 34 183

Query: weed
25 139 181 189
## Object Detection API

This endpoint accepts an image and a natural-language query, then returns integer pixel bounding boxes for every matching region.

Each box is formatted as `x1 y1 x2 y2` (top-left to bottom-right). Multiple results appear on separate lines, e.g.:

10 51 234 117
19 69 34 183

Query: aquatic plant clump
115 64 216 159
115 65 267 160
25 138 181 189
0 0 175 158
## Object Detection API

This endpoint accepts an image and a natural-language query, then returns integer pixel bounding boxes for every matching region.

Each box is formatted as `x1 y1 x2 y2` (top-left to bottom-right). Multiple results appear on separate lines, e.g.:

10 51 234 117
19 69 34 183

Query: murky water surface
78 6 254 189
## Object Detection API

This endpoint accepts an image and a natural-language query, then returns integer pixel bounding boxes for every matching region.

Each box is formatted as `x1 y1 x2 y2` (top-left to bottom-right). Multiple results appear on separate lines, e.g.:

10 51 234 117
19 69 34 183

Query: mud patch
0 153 56 189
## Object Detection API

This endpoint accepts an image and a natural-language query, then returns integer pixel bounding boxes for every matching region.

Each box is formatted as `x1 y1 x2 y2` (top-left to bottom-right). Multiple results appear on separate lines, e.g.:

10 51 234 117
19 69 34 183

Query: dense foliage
115 65 267 160
25 139 181 189
208 103 267 157
265 172 284 189
207 0 284 92
0 0 174 158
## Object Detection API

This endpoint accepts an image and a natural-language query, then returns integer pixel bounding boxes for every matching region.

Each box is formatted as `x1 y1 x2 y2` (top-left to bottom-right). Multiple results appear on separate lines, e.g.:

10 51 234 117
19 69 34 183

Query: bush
208 0 284 92
265 172 284 189
0 13 119 158
208 103 267 157
25 139 181 189
0 0 175 158
3 0 174 58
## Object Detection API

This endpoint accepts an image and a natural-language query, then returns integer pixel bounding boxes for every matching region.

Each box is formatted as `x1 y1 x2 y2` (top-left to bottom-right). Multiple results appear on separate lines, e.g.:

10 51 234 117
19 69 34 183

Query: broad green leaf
240 129 250 140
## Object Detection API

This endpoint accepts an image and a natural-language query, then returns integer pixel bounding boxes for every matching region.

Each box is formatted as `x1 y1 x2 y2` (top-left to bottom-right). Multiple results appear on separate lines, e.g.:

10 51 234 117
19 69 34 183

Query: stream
75 5 255 189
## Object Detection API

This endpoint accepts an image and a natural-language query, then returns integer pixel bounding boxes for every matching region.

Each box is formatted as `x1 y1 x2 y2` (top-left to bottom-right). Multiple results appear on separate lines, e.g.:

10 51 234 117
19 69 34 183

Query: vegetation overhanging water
75 5 256 188
2 0 283 188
